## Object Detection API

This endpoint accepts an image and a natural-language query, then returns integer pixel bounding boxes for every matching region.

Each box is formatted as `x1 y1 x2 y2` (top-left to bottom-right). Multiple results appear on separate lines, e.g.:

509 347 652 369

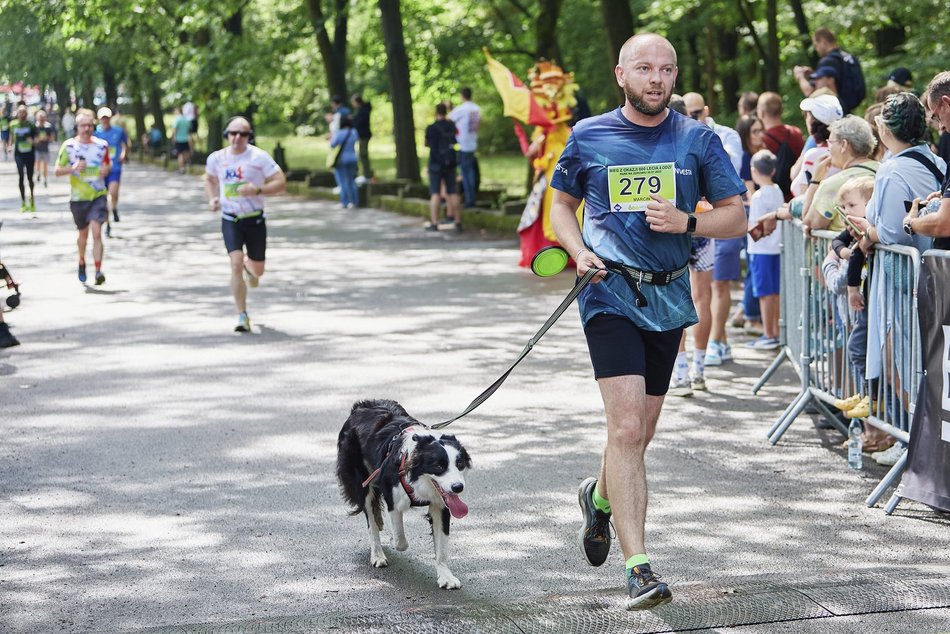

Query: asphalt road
1 157 948 633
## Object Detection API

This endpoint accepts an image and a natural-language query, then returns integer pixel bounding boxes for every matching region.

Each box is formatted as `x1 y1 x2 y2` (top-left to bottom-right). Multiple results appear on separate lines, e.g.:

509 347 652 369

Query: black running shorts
583 313 684 395
222 216 266 261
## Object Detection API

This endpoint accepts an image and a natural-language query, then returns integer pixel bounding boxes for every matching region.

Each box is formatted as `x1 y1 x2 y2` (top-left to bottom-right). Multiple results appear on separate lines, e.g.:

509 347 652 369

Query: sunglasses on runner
226 130 250 137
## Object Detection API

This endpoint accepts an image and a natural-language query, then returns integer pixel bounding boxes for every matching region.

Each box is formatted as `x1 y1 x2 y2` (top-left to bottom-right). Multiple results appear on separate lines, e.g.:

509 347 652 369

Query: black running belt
431 267 600 429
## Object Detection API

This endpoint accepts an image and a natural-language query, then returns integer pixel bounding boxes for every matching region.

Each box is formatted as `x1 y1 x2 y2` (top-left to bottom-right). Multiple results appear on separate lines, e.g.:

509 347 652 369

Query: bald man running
205 116 286 333
550 33 745 609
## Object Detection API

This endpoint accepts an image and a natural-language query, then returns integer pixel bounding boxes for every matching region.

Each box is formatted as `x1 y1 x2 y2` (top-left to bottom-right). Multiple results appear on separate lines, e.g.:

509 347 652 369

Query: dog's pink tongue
443 493 468 519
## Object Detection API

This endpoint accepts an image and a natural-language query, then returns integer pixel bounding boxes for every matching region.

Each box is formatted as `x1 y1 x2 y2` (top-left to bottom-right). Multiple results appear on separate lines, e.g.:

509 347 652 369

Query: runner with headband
204 116 286 333
549 33 746 610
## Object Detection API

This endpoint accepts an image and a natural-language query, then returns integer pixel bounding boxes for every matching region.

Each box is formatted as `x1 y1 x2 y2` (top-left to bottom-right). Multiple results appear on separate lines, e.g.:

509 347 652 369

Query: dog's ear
412 434 435 445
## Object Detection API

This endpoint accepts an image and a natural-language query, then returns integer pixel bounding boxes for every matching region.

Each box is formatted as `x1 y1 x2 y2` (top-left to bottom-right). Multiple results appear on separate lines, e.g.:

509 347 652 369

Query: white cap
799 95 843 126
97 107 113 119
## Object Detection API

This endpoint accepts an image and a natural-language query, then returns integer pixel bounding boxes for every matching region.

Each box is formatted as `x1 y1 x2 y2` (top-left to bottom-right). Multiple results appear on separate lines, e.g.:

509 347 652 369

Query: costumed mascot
484 50 584 267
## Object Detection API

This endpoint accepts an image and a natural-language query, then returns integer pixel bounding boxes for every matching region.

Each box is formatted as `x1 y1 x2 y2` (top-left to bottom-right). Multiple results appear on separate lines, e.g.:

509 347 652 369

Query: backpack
764 128 796 200
827 50 866 113
434 121 457 167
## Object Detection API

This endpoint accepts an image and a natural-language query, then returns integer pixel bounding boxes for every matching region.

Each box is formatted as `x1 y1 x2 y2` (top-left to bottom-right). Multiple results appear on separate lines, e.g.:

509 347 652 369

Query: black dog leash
431 267 600 429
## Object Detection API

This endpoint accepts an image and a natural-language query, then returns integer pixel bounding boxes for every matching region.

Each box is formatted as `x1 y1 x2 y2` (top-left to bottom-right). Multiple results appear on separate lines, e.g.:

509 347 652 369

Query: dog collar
360 424 427 490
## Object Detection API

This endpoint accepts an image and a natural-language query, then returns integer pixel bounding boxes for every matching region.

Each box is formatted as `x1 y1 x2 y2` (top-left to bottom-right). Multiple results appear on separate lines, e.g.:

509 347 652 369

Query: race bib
83 165 100 179
607 162 676 212
17 140 31 153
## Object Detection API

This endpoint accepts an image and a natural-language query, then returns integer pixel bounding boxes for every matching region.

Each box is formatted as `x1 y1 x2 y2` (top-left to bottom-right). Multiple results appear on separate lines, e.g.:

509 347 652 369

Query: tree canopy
1 0 945 175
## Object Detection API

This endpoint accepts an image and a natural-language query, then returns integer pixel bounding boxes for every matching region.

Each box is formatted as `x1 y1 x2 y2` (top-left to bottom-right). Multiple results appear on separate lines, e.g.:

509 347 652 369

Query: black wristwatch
686 213 697 234
903 218 915 236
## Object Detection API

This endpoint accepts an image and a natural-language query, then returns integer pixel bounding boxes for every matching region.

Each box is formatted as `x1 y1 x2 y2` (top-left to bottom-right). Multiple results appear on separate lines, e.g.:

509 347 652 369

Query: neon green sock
592 485 611 514
626 554 650 575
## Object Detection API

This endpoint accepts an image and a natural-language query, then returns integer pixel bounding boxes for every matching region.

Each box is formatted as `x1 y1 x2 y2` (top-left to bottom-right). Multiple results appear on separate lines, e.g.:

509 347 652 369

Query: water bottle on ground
848 419 863 470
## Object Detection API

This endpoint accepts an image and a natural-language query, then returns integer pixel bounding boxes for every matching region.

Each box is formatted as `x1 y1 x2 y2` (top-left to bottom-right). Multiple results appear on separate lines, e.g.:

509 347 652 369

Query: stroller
0 221 22 348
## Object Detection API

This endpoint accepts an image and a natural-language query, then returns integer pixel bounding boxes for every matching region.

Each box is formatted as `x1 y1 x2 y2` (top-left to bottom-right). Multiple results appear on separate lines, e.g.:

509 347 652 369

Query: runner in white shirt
204 117 287 333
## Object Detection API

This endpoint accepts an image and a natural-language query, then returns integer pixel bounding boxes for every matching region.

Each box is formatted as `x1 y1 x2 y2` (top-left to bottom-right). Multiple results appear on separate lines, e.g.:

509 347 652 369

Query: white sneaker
669 376 693 397
705 343 723 367
873 442 906 466
691 374 707 391
719 342 733 362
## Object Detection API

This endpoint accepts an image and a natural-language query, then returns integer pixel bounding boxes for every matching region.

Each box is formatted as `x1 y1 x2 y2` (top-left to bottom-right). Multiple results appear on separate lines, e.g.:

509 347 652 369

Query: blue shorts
105 169 122 186
222 216 266 261
689 237 714 272
428 165 457 195
583 313 684 395
713 237 744 282
749 253 780 297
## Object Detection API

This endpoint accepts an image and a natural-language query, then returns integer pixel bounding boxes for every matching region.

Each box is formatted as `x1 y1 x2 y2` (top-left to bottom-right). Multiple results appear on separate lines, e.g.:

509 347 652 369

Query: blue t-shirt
94 125 129 171
550 107 746 331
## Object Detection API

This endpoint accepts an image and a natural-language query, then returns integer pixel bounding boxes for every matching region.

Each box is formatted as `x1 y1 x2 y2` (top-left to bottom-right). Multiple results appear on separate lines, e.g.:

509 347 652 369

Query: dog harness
361 425 430 506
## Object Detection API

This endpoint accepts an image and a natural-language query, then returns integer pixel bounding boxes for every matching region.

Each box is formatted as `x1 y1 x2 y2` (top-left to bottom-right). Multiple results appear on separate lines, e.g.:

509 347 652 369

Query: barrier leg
752 348 789 395
769 391 812 445
884 492 902 515
767 389 807 439
865 451 908 507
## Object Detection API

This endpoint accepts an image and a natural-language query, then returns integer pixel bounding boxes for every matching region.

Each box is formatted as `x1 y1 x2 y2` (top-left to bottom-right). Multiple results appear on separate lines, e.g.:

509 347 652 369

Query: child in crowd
746 150 784 349
826 176 895 458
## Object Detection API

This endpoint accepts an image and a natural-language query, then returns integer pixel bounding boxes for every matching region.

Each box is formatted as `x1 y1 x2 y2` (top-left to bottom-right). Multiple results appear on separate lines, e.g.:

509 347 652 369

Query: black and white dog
336 399 472 589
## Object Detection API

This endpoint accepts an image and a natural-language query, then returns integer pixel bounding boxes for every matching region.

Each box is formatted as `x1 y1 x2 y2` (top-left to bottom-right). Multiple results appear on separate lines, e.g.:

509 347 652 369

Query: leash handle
432 267 601 429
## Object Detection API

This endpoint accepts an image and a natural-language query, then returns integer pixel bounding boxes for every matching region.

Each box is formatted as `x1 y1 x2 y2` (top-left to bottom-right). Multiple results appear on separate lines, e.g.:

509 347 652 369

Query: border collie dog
337 399 472 589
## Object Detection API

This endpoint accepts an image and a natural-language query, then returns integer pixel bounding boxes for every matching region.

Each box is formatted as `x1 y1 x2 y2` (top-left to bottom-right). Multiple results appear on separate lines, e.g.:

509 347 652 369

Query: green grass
254 134 531 198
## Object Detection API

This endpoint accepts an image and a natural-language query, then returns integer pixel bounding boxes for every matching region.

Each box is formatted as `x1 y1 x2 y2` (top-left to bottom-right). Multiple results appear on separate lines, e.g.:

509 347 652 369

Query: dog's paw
438 573 461 589
394 537 409 551
370 552 389 568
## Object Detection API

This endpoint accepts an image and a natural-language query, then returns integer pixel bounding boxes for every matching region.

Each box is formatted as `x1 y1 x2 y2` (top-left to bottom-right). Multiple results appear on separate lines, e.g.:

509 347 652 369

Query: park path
0 158 947 633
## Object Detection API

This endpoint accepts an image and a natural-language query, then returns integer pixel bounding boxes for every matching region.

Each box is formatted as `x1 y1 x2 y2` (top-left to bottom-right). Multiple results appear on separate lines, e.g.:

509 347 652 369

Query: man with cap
93 107 129 237
793 27 865 113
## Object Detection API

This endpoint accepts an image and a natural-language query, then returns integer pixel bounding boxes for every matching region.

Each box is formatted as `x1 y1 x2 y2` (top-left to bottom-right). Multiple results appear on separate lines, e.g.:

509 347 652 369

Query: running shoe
834 393 863 412
235 312 251 333
27 199 35 213
577 477 612 567
78 263 87 283
626 564 673 610
105 224 112 238
718 342 733 362
0 322 20 348
424 223 438 232
112 208 120 222
20 201 28 213
94 271 106 286
873 441 906 466
705 341 723 366
454 222 464 233
243 265 259 288
845 396 870 419
691 374 707 391
746 336 780 350
668 376 693 397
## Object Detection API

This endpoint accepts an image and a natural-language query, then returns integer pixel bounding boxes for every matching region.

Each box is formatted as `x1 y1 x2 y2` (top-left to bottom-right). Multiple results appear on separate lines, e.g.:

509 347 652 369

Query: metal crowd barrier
754 220 922 509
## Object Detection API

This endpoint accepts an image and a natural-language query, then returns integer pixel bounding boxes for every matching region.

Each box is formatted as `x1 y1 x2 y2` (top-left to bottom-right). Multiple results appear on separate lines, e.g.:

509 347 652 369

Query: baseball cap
799 94 844 125
886 67 913 88
97 107 113 118
809 65 838 81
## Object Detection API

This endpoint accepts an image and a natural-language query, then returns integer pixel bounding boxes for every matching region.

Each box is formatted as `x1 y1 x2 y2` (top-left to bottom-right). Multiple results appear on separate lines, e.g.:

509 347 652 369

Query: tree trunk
207 113 223 153
147 77 166 139
600 0 636 105
765 0 779 91
103 69 118 110
535 0 563 62
53 80 69 119
378 0 419 181
787 0 814 64
704 26 716 109
874 24 905 57
686 35 702 93
718 28 739 115
81 78 95 109
130 74 147 143
306 0 349 99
